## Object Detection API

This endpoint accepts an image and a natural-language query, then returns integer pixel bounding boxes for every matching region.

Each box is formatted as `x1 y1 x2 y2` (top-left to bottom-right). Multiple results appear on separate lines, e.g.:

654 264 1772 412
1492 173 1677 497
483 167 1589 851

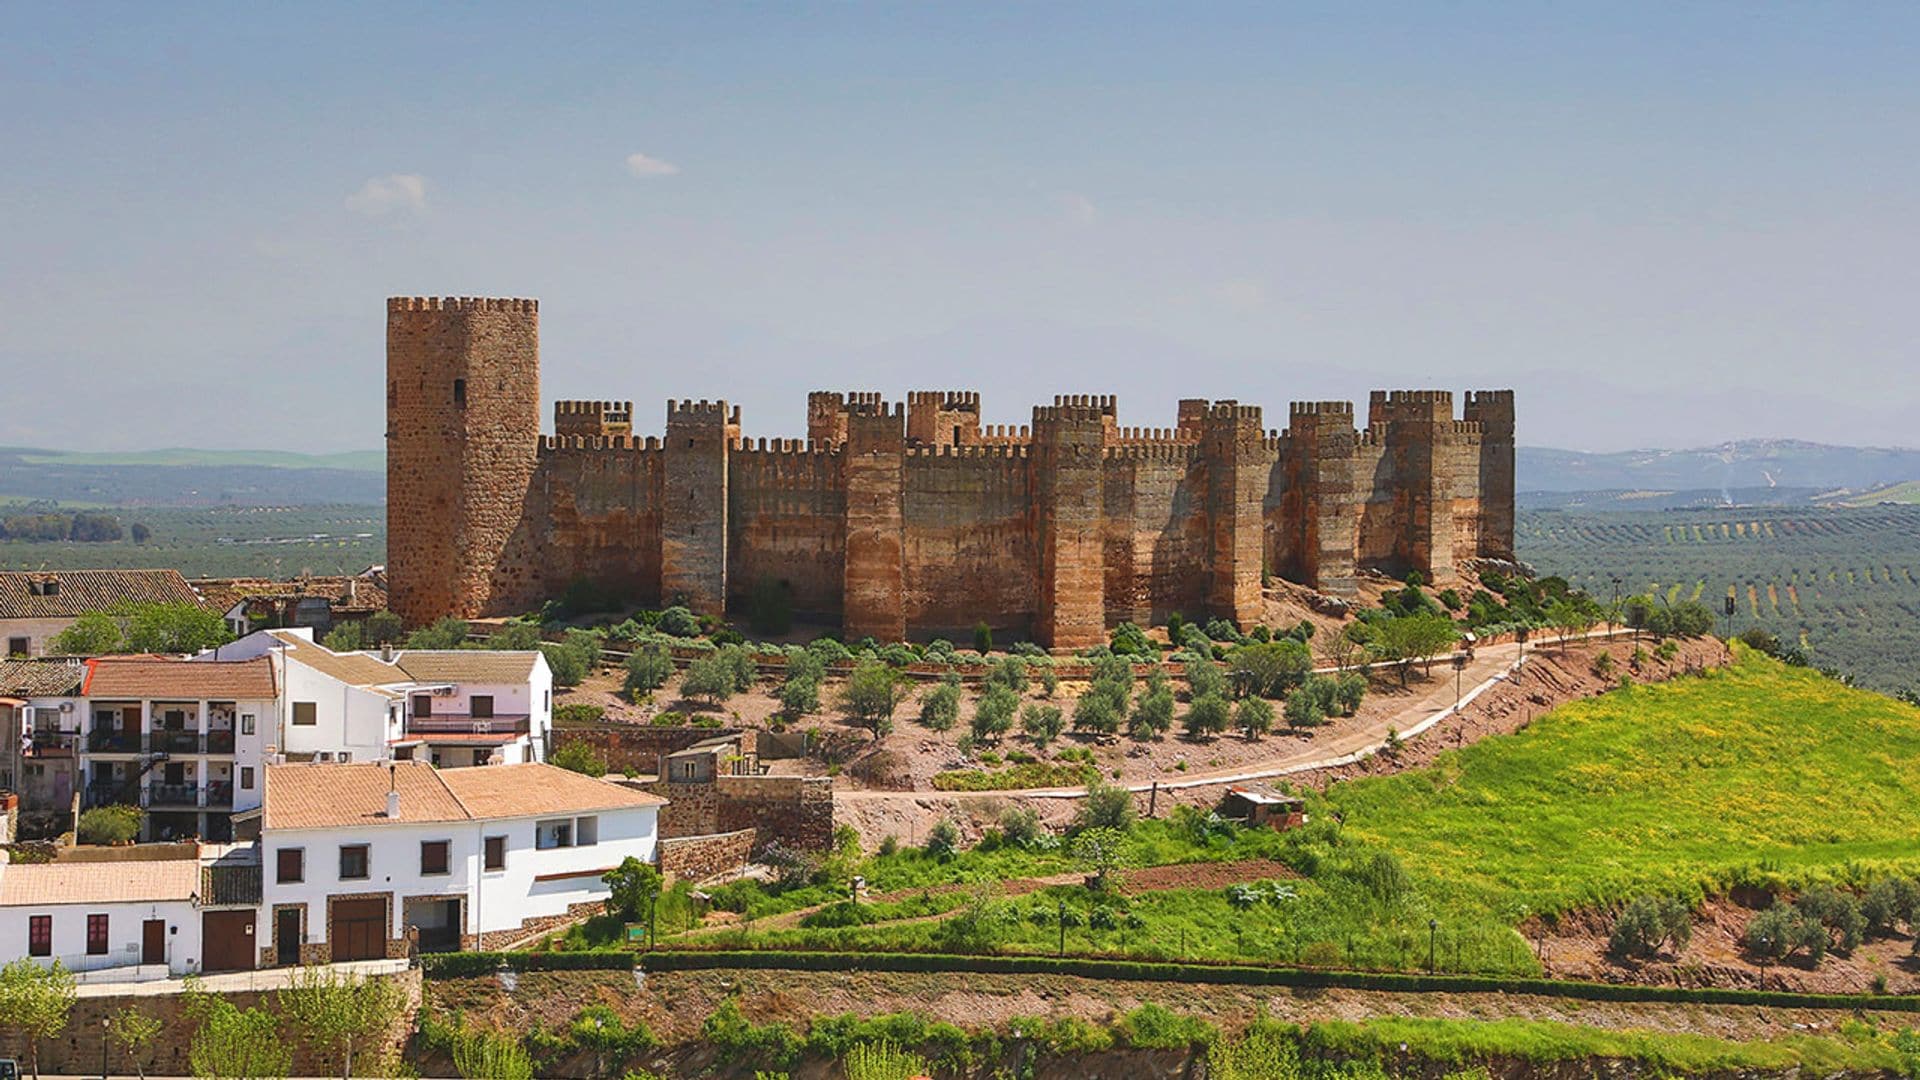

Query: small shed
1221 785 1307 831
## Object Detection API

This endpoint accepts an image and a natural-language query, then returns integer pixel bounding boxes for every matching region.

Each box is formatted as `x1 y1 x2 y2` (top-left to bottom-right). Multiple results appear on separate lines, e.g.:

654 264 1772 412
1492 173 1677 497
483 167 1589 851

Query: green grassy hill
2 446 383 471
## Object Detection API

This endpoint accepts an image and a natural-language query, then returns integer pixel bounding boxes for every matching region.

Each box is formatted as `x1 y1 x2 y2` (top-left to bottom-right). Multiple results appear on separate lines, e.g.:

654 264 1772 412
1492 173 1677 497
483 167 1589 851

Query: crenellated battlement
1112 426 1196 444
666 399 741 427
1031 404 1112 426
978 424 1031 443
1104 443 1198 463
388 296 538 313
555 399 633 418
906 390 981 410
1289 400 1355 418
846 400 905 420
1204 402 1264 423
538 433 662 453
905 442 1031 460
554 399 634 437
1050 394 1117 414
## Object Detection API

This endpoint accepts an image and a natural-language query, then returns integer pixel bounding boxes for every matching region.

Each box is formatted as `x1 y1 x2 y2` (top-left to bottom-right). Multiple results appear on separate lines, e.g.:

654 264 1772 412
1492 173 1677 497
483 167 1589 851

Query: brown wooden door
142 919 165 964
275 908 301 965
329 898 387 962
201 910 256 972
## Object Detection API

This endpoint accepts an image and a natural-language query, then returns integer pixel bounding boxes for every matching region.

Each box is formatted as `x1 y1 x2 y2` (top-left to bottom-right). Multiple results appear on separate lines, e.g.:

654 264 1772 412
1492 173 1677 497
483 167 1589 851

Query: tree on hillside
273 968 405 1080
1069 826 1129 889
918 679 961 732
623 645 675 695
1607 896 1692 959
1226 640 1313 699
106 1004 162 1079
1021 703 1065 747
972 684 1019 743
840 660 902 739
186 989 292 1080
603 856 663 923
678 652 736 705
1370 613 1457 685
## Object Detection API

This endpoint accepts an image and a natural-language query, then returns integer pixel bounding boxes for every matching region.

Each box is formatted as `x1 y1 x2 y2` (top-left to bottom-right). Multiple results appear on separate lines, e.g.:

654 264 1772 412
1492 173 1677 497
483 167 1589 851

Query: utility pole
1428 918 1438 973
1057 900 1067 957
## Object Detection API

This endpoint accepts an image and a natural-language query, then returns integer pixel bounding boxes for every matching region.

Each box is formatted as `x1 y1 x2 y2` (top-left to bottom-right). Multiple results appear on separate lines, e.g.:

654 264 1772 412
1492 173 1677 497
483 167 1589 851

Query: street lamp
1609 577 1622 634
1515 626 1529 669
1427 918 1438 973
101 1015 110 1080
1451 653 1467 709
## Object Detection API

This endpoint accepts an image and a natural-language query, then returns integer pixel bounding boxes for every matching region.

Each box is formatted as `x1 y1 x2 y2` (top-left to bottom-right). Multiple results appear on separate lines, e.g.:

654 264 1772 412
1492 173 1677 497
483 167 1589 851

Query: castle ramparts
386 297 1515 649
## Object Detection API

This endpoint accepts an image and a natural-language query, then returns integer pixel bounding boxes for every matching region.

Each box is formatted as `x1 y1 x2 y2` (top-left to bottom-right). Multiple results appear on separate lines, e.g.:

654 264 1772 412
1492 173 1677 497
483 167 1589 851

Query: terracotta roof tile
391 650 540 683
262 761 663 831
0 658 86 696
0 859 200 906
84 657 276 700
193 576 388 615
0 570 202 620
267 631 406 686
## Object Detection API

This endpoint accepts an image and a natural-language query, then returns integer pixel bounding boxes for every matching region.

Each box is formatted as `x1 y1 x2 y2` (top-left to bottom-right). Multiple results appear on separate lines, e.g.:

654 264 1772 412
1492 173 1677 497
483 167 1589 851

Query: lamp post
1451 653 1467 709
1609 577 1622 634
1427 918 1438 973
101 1015 110 1080
1057 900 1067 958
1515 626 1529 669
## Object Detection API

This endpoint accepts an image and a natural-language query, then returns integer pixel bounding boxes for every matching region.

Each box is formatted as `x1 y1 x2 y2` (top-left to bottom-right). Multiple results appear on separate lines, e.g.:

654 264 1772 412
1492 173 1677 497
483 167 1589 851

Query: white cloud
1059 191 1098 225
624 152 681 178
345 174 428 216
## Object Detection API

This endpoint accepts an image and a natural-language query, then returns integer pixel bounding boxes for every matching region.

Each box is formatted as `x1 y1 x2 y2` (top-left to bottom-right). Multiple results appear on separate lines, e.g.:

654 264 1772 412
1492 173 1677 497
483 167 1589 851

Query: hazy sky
3 4 1916 453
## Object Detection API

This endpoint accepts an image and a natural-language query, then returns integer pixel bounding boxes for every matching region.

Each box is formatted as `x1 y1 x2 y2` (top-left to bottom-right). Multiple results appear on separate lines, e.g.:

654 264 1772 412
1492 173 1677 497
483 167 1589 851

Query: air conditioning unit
430 686 456 697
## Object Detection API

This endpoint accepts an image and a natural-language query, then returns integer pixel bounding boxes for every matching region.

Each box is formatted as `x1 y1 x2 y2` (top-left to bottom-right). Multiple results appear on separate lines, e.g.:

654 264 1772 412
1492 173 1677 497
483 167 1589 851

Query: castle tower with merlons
386 297 1515 650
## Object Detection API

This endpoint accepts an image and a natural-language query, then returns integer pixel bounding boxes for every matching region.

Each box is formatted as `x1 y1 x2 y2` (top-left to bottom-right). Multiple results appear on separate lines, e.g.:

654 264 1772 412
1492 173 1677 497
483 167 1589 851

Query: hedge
419 950 636 978
638 949 1920 1013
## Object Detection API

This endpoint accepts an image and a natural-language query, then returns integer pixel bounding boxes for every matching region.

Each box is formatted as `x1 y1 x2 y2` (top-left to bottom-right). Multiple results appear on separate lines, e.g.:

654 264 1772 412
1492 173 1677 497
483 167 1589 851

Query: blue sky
3 3 1916 452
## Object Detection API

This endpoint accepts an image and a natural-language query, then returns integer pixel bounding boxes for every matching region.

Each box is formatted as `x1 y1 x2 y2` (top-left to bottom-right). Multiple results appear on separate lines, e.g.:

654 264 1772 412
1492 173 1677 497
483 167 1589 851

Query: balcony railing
86 730 141 753
84 784 130 809
28 730 79 754
406 714 531 736
146 782 201 807
206 730 237 755
205 782 235 808
152 730 202 755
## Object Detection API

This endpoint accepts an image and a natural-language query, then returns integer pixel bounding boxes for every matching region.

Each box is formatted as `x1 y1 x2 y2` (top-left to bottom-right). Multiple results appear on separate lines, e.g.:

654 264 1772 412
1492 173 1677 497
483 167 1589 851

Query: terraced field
1518 504 1920 695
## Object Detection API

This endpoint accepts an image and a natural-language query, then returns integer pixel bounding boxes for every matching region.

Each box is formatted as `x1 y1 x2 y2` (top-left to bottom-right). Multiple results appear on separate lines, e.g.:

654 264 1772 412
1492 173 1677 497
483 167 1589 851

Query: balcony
406 714 531 737
204 781 235 808
28 730 79 755
84 784 130 809
152 730 203 755
206 729 237 755
87 730 141 753
146 782 201 807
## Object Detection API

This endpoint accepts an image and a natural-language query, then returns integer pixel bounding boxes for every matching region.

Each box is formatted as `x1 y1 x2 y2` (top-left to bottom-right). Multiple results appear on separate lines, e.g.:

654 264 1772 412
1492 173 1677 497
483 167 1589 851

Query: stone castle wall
386 297 1516 646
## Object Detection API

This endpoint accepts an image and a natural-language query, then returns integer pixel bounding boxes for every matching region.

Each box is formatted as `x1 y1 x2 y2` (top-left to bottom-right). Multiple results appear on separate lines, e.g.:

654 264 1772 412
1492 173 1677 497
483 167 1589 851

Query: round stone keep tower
385 296 541 625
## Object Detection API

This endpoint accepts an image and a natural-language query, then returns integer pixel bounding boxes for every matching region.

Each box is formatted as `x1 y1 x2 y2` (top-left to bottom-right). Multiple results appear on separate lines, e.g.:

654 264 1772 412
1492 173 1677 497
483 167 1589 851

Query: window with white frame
534 819 573 849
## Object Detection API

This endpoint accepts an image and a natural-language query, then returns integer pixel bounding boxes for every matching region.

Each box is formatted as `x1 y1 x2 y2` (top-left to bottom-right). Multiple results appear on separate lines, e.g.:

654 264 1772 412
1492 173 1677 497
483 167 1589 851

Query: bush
1130 678 1175 740
1072 688 1123 736
77 805 140 845
924 819 960 861
655 606 701 638
999 806 1044 848
540 642 589 688
1862 878 1920 936
1796 885 1866 954
1109 621 1154 657
1235 696 1275 740
841 661 903 738
1116 1002 1215 1049
1183 693 1231 738
1608 896 1692 958
679 652 736 704
553 703 605 725
1747 901 1827 963
986 656 1030 694
1227 641 1314 699
918 681 960 732
972 685 1019 742
1020 703 1064 747
973 622 993 654
1185 658 1227 700
1075 777 1135 831
550 741 608 778
624 645 675 695
1332 672 1367 715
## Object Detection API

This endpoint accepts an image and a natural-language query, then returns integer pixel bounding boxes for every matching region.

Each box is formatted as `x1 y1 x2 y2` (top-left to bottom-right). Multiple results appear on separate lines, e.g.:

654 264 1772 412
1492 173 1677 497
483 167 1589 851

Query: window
163 709 186 728
411 694 431 719
544 690 551 711
453 378 467 406
420 840 450 875
28 916 50 957
6 636 27 657
470 695 494 719
484 835 506 871
87 913 109 955
575 816 598 846
276 848 304 883
292 702 317 726
339 844 369 880
534 819 573 850
240 714 256 736
240 766 255 790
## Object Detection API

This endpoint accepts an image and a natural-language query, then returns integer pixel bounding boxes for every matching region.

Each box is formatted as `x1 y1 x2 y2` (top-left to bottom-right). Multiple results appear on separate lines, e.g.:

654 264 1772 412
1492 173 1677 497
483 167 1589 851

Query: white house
0 570 202 660
202 629 552 768
0 855 204 978
257 761 663 963
76 657 279 842
0 658 87 810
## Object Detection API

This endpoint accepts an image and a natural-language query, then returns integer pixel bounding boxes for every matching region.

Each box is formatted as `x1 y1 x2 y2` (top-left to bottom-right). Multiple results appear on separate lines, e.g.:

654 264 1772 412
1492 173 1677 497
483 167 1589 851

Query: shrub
1796 885 1866 953
1862 878 1920 936
679 652 736 704
972 685 1019 742
1227 640 1314 698
1285 679 1331 729
1185 658 1227 700
1131 678 1175 740
1072 688 1123 735
551 741 609 778
842 1039 931 1080
1183 693 1231 738
1109 621 1154 657
973 622 993 654
654 606 701 638
553 703 605 725
1608 896 1692 958
918 681 961 732
77 805 141 845
1075 777 1135 831
1332 672 1368 716
986 656 1030 694
1020 703 1064 747
1236 696 1275 740
841 661 903 738
1352 852 1411 905
1116 1002 1215 1049
1747 901 1827 963
924 819 961 861
540 642 589 688
624 646 675 694
1000 806 1044 848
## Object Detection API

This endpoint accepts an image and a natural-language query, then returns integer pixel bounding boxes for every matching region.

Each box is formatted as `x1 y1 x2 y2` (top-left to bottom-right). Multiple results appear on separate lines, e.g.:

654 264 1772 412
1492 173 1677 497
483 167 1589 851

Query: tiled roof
263 761 470 830
263 761 664 831
267 630 405 687
0 859 200 906
0 658 85 696
193 576 387 615
391 650 540 683
438 763 667 818
0 570 202 621
84 657 276 700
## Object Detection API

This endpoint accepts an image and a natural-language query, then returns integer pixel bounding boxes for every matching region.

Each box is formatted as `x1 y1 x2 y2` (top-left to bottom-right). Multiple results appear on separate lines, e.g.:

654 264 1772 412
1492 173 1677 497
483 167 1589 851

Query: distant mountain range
4 439 1919 510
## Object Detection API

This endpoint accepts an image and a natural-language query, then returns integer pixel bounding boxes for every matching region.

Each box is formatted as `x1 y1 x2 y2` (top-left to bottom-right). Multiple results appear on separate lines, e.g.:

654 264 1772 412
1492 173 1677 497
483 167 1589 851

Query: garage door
330 898 387 962
202 910 257 973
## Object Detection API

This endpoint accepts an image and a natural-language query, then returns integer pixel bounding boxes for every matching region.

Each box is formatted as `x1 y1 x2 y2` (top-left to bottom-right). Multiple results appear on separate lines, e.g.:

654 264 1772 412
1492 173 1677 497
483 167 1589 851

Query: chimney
380 643 394 663
385 764 400 819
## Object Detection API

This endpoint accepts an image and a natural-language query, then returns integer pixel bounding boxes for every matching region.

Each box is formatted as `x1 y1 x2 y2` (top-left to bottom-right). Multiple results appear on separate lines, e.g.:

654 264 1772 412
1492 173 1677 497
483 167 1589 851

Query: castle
386 297 1515 650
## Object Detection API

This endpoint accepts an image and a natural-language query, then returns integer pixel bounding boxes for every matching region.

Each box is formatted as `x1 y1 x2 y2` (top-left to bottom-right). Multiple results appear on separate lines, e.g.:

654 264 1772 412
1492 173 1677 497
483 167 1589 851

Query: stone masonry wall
384 296 1515 643
659 827 757 883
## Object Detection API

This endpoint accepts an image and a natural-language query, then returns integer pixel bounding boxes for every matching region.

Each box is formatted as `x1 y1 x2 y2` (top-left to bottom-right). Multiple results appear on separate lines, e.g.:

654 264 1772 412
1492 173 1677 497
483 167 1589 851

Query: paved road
837 630 1633 803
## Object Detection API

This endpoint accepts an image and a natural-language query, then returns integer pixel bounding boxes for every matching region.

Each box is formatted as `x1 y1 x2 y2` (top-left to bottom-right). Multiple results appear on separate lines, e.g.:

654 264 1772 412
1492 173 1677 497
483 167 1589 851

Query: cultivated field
0 503 385 578
1518 504 1920 695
